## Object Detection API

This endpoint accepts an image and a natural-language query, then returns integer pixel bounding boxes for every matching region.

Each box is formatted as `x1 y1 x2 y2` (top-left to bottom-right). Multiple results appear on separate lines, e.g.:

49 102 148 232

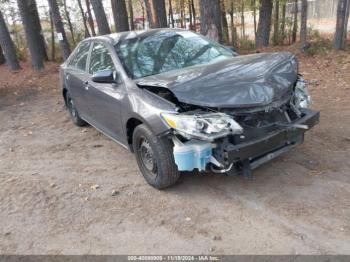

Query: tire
65 91 87 127
132 124 180 189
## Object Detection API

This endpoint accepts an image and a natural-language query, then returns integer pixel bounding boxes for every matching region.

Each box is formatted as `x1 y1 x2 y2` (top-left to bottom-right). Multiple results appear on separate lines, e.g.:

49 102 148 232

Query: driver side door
84 41 126 143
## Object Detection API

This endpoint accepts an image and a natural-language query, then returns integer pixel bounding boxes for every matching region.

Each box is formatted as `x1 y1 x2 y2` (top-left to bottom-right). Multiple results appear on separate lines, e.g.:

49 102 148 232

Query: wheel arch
126 117 144 152
62 87 68 107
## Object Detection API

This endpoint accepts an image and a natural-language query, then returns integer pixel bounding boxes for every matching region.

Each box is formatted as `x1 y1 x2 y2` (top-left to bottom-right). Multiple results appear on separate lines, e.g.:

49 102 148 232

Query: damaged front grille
223 101 302 143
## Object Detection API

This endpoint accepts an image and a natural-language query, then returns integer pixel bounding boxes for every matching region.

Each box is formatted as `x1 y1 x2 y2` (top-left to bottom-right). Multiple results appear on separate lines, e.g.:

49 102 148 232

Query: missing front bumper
170 108 319 175
216 108 320 175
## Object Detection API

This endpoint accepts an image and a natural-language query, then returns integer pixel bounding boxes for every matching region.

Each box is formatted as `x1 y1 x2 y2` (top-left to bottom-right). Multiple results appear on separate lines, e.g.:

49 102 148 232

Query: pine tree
334 0 349 49
273 0 279 45
221 0 229 43
111 0 130 32
85 0 97 36
144 0 167 28
90 0 111 34
292 0 298 43
199 0 222 42
63 0 76 45
168 0 175 27
256 0 273 48
47 0 71 60
77 0 91 37
300 0 308 52
17 0 45 70
0 10 21 70
191 0 196 31
128 0 135 30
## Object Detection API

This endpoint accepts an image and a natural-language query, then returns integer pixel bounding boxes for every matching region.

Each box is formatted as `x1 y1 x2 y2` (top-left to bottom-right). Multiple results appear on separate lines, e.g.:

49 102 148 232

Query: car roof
84 28 189 45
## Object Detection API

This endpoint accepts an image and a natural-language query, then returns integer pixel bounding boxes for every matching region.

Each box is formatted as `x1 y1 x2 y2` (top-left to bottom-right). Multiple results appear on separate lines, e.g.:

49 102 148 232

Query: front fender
122 87 177 137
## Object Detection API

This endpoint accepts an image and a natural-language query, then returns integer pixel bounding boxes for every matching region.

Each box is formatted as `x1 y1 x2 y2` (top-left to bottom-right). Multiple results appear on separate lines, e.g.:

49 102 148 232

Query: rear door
65 41 92 119
84 41 126 142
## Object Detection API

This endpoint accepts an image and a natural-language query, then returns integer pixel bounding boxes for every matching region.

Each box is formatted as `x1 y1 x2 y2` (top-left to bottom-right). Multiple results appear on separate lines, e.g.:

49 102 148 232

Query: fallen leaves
111 190 119 196
90 184 100 190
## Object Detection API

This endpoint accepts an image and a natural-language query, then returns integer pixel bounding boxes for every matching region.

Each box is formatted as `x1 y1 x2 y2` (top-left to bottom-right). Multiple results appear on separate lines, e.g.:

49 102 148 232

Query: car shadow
165 152 309 196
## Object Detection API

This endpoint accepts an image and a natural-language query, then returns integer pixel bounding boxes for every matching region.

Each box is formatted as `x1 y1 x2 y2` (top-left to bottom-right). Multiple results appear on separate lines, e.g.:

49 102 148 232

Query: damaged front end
157 76 319 177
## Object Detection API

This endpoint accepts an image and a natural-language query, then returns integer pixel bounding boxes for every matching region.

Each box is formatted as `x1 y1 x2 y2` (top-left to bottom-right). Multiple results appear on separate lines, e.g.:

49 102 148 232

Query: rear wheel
132 124 179 189
66 91 87 127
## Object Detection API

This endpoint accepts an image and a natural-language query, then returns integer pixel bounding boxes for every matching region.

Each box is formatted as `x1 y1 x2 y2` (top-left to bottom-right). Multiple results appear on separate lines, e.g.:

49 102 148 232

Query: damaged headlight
161 112 243 141
294 76 311 109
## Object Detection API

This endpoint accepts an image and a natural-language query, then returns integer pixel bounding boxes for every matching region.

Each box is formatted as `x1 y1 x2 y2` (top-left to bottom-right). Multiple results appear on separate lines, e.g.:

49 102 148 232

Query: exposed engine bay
139 75 319 177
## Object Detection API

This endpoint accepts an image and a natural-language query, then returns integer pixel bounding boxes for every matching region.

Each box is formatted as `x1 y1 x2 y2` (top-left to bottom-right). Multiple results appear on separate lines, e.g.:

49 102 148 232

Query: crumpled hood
135 52 298 108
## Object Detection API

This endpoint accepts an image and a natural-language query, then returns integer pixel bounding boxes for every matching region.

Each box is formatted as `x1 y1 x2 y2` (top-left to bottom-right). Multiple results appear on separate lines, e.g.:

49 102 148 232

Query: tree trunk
221 0 229 43
191 0 196 31
0 10 21 70
229 0 237 47
180 0 185 28
63 0 76 46
77 0 91 37
18 0 46 62
47 0 71 61
0 45 5 65
85 0 96 36
280 1 286 44
169 0 175 28
144 0 153 27
141 0 145 29
90 0 111 34
8 7 20 49
300 0 308 51
252 0 257 40
154 0 167 28
111 0 130 32
129 0 135 30
17 0 44 70
31 0 49 61
200 0 222 43
189 0 193 30
241 0 245 37
342 0 350 47
292 0 298 43
144 0 167 28
256 0 273 48
334 0 348 49
49 9 55 61
273 0 279 45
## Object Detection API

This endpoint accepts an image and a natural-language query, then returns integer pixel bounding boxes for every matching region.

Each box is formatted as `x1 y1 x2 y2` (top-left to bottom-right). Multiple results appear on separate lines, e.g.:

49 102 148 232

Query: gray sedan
60 29 319 189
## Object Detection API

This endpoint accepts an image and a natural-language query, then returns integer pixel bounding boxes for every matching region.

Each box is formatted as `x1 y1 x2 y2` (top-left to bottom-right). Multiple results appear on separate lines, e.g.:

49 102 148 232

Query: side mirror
92 69 118 83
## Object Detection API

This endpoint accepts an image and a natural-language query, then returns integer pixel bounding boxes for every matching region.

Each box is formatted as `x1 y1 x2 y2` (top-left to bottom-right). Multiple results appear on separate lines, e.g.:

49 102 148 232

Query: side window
69 42 91 71
89 42 116 74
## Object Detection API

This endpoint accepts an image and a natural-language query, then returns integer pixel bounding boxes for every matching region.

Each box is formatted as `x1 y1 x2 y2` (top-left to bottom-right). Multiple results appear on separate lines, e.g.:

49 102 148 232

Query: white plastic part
172 139 212 171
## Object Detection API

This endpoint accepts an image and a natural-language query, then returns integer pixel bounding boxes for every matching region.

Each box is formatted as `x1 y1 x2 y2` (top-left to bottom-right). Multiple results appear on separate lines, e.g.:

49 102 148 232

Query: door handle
84 81 89 90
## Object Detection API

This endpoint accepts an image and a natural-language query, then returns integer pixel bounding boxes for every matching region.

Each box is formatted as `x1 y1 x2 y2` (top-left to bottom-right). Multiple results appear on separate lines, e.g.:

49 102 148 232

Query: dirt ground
0 49 350 255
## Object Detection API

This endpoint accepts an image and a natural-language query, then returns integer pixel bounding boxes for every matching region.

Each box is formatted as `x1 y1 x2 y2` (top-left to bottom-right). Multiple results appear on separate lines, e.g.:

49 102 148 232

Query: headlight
161 112 243 141
294 76 311 108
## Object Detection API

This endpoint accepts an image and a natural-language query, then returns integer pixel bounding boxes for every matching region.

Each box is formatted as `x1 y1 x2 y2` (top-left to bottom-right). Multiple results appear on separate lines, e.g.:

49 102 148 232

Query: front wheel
132 124 180 189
